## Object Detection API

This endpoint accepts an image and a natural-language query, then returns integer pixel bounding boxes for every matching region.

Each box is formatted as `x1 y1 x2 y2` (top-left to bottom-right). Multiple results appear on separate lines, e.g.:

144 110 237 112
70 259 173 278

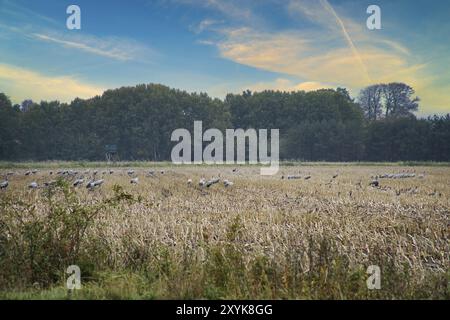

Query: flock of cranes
277 170 426 189
1 169 124 191
0 168 426 192
377 173 424 179
191 177 234 188
0 168 236 191
281 174 313 180
368 171 425 188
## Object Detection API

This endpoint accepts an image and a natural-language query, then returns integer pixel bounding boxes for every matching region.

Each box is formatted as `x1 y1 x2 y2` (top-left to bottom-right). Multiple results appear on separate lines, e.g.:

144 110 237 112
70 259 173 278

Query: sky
0 0 449 116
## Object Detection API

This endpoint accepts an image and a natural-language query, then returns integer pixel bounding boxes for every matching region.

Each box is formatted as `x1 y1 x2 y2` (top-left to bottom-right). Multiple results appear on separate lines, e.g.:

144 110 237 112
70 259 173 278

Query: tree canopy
1 83 449 162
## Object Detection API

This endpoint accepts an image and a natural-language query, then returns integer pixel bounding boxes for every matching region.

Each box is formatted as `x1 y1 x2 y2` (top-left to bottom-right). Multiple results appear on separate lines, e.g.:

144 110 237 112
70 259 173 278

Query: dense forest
1 83 449 162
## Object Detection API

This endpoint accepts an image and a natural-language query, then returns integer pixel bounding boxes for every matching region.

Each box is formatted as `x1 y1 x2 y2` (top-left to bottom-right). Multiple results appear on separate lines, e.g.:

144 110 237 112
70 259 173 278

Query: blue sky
0 0 449 115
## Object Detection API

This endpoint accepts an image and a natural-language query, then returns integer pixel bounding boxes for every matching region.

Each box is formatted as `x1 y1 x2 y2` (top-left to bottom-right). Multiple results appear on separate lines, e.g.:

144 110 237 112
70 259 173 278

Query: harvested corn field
0 164 449 299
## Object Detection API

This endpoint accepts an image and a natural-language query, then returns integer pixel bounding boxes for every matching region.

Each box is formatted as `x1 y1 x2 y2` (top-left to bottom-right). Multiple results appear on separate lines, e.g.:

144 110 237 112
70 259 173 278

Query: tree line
0 83 449 162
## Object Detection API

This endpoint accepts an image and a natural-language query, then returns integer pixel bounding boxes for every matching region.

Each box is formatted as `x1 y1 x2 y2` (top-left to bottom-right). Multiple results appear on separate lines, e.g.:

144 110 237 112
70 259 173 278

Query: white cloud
0 21 156 63
0 63 105 103
245 78 334 92
31 32 156 62
191 19 224 34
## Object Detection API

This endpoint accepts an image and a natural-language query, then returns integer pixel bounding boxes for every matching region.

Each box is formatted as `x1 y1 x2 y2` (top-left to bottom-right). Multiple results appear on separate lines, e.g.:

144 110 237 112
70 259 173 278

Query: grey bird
44 180 57 187
0 176 8 190
223 179 234 187
73 179 84 187
29 182 39 189
86 179 104 189
369 180 379 187
206 178 220 188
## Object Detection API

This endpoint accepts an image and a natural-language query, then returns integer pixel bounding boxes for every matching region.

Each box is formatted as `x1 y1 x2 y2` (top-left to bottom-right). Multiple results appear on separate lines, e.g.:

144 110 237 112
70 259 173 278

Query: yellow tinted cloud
211 24 448 114
245 78 333 92
0 64 104 103
217 28 423 88
190 0 448 114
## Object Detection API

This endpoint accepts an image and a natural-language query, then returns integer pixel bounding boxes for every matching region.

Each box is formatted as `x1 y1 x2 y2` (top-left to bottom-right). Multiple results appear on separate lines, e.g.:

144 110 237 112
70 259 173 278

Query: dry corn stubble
0 164 448 299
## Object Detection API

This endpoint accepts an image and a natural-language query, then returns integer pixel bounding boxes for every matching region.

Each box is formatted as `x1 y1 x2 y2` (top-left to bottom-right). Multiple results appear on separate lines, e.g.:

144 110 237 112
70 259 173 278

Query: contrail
320 0 372 84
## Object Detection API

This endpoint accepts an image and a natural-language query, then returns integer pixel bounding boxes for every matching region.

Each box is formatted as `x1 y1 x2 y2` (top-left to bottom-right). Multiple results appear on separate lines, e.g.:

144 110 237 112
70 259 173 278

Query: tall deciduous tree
383 83 419 118
358 83 420 120
358 84 384 121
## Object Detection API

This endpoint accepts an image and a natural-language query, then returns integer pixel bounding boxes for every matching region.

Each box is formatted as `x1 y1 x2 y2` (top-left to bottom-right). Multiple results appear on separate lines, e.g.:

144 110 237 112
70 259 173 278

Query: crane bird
0 176 8 190
73 179 84 187
187 179 193 185
127 170 135 176
199 178 206 187
369 180 379 187
206 178 220 188
223 179 234 187
32 169 38 174
286 175 301 180
29 182 39 189
130 177 139 184
86 179 104 189
44 180 57 187
25 171 31 176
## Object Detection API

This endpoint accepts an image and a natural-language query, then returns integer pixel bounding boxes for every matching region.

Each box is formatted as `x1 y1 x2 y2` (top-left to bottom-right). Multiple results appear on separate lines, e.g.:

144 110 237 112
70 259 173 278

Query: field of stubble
0 164 449 299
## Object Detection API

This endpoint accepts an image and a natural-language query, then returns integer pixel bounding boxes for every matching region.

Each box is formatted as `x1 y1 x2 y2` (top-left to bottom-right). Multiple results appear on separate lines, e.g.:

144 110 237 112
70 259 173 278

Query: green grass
2 258 448 300
1 160 449 170
0 161 174 169
281 161 450 167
